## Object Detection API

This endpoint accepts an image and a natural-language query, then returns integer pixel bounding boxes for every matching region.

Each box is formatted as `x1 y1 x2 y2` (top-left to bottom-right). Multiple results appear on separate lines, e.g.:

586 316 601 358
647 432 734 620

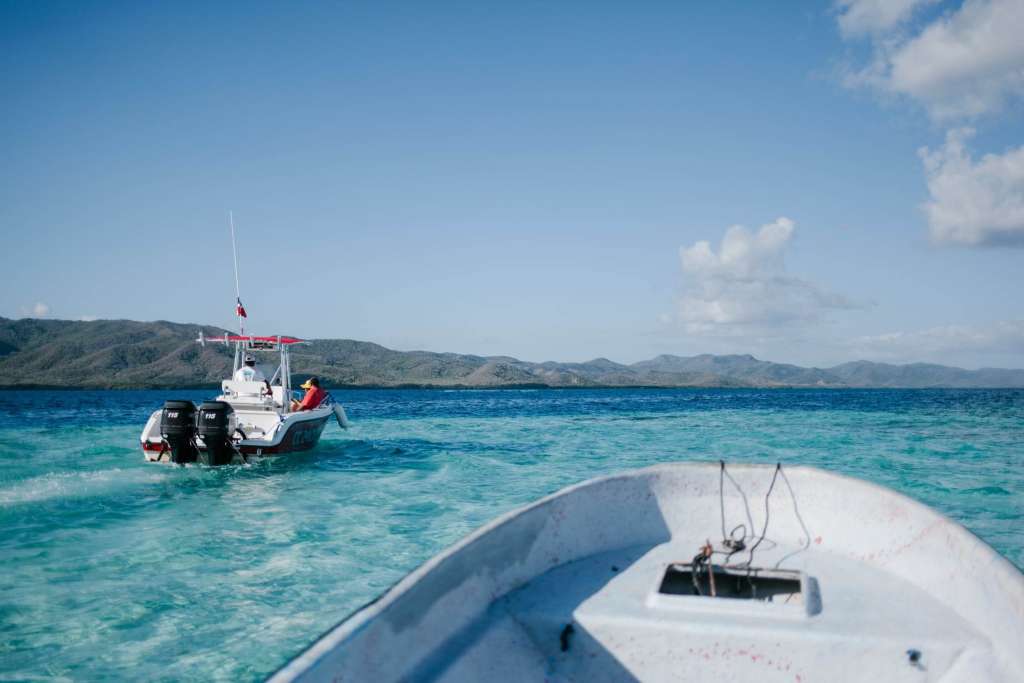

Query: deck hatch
659 564 803 602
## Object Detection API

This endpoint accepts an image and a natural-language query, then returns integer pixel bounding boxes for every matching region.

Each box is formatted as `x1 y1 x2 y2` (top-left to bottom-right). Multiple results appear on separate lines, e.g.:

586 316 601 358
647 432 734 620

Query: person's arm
297 389 324 411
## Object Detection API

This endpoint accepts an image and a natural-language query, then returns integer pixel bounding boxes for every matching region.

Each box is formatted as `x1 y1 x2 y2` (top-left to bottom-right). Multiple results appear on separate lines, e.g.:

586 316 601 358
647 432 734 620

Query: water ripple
0 387 1021 681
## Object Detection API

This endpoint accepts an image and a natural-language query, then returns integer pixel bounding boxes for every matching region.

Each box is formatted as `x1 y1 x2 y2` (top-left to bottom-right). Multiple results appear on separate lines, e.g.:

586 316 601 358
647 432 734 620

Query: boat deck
429 542 990 682
273 463 1024 683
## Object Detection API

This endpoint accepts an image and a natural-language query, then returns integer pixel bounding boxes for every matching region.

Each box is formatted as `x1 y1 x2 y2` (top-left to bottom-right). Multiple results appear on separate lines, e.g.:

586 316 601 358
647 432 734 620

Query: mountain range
1 317 1022 389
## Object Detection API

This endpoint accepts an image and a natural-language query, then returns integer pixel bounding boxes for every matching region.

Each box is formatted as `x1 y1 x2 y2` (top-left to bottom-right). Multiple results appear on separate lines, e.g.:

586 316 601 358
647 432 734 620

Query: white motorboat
271 462 1024 682
140 333 349 465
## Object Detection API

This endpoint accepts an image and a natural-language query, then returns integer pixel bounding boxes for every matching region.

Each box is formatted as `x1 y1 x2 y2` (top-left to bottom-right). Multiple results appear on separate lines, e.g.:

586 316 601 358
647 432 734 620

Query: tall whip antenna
229 211 246 335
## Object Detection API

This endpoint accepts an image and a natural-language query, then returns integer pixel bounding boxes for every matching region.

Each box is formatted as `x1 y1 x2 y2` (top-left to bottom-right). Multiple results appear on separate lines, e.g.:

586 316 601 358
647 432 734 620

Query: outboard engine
160 400 198 464
196 400 238 466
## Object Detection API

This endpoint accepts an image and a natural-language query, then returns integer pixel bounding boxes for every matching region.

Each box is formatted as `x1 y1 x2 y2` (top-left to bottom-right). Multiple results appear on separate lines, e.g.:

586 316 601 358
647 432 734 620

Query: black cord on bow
743 462 781 568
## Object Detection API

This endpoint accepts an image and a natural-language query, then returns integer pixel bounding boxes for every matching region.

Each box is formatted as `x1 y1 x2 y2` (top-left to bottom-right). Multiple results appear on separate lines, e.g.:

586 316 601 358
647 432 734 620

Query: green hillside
1 318 1022 389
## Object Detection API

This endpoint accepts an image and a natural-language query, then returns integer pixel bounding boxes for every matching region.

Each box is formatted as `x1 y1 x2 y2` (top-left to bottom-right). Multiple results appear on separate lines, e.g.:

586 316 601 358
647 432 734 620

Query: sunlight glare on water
0 388 1021 680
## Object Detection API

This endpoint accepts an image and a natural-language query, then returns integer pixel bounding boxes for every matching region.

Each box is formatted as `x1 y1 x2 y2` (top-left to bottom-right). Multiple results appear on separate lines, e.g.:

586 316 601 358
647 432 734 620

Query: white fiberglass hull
271 463 1024 682
141 403 333 462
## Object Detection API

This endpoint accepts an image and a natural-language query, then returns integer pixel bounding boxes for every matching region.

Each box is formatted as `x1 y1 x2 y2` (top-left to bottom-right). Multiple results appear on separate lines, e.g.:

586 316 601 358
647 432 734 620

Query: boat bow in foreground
272 462 1024 682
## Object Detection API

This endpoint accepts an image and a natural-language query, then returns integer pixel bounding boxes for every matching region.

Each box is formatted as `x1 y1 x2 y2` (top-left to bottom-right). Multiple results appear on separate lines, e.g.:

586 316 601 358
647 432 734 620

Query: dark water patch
961 485 1012 496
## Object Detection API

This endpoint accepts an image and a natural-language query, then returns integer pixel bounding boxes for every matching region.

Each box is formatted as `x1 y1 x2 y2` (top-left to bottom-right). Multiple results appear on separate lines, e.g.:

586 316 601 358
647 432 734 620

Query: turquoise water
1 388 1021 680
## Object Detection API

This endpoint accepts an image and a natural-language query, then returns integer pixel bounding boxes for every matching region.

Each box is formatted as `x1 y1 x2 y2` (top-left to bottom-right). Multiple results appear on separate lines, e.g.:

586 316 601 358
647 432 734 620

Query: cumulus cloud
673 218 858 335
848 319 1024 361
31 302 50 318
840 0 1024 120
835 0 934 37
919 128 1024 246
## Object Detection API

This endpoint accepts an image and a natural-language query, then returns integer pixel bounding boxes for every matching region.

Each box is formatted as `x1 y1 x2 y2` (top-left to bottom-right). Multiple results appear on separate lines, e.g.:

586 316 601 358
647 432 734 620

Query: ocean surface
1 388 1021 680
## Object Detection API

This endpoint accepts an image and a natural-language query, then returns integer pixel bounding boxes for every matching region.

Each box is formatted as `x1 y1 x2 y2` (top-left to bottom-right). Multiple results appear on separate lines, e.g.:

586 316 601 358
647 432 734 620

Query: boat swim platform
271 462 1024 682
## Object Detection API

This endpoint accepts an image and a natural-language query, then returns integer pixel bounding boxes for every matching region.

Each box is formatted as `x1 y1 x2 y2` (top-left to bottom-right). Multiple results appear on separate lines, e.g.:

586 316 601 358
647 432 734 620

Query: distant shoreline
2 318 1023 389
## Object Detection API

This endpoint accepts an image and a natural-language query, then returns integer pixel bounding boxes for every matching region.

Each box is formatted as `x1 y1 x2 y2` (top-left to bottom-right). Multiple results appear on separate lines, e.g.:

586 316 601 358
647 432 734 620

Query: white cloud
848 319 1024 362
673 218 858 334
835 0 933 37
840 0 1024 120
920 128 1024 246
31 302 50 318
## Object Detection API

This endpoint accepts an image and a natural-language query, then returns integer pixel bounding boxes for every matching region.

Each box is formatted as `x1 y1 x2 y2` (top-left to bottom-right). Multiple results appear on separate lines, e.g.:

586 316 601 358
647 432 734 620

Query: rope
743 462 781 568
719 460 727 541
690 556 703 596
722 465 756 541
695 461 800 599
688 540 717 597
773 466 813 568
718 461 748 564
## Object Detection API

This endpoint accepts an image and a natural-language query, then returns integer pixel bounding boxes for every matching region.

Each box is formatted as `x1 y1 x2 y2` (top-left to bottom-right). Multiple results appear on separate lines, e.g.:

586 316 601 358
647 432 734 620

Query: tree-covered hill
1 318 1021 389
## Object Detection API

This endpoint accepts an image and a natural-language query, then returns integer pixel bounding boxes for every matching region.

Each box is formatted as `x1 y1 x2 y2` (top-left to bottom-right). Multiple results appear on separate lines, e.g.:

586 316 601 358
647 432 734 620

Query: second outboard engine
160 400 198 464
196 400 238 466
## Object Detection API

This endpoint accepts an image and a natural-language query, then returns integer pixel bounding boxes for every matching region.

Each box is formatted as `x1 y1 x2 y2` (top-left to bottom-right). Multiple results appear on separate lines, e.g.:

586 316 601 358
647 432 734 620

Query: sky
2 0 1023 368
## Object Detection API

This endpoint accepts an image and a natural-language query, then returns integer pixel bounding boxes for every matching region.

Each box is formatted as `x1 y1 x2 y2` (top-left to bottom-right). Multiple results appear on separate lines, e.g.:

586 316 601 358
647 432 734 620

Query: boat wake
0 468 170 506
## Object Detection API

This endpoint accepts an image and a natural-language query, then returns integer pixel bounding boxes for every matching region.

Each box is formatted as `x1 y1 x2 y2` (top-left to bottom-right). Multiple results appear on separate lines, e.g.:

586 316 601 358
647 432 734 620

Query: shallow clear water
1 388 1021 680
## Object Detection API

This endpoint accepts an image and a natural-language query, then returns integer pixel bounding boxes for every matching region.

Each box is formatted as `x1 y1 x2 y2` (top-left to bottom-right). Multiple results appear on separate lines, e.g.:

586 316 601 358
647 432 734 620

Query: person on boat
291 376 326 412
233 353 266 382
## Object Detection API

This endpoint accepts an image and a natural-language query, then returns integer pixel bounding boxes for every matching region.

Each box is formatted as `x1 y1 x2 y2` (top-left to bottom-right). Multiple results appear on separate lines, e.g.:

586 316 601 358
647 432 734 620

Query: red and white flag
236 298 247 318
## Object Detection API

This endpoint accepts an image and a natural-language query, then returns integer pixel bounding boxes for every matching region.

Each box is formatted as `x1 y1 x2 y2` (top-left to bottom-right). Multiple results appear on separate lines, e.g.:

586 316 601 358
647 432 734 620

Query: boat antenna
229 211 247 335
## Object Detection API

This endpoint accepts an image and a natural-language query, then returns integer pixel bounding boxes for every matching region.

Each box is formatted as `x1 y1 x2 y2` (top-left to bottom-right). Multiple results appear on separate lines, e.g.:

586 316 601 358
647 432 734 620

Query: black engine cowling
160 400 198 464
196 400 237 466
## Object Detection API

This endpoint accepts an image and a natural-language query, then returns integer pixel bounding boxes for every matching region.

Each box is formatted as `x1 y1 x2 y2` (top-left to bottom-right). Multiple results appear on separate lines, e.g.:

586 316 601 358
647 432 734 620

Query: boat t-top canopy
196 330 309 400
196 331 308 349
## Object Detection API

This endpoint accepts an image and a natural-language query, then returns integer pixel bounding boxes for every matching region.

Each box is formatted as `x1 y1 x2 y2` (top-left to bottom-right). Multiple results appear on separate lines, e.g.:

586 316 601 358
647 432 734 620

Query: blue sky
2 1 1022 368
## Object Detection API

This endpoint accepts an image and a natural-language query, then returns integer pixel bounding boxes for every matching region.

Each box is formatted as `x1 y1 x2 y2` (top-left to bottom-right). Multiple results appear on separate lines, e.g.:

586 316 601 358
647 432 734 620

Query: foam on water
0 468 173 505
0 388 1021 681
